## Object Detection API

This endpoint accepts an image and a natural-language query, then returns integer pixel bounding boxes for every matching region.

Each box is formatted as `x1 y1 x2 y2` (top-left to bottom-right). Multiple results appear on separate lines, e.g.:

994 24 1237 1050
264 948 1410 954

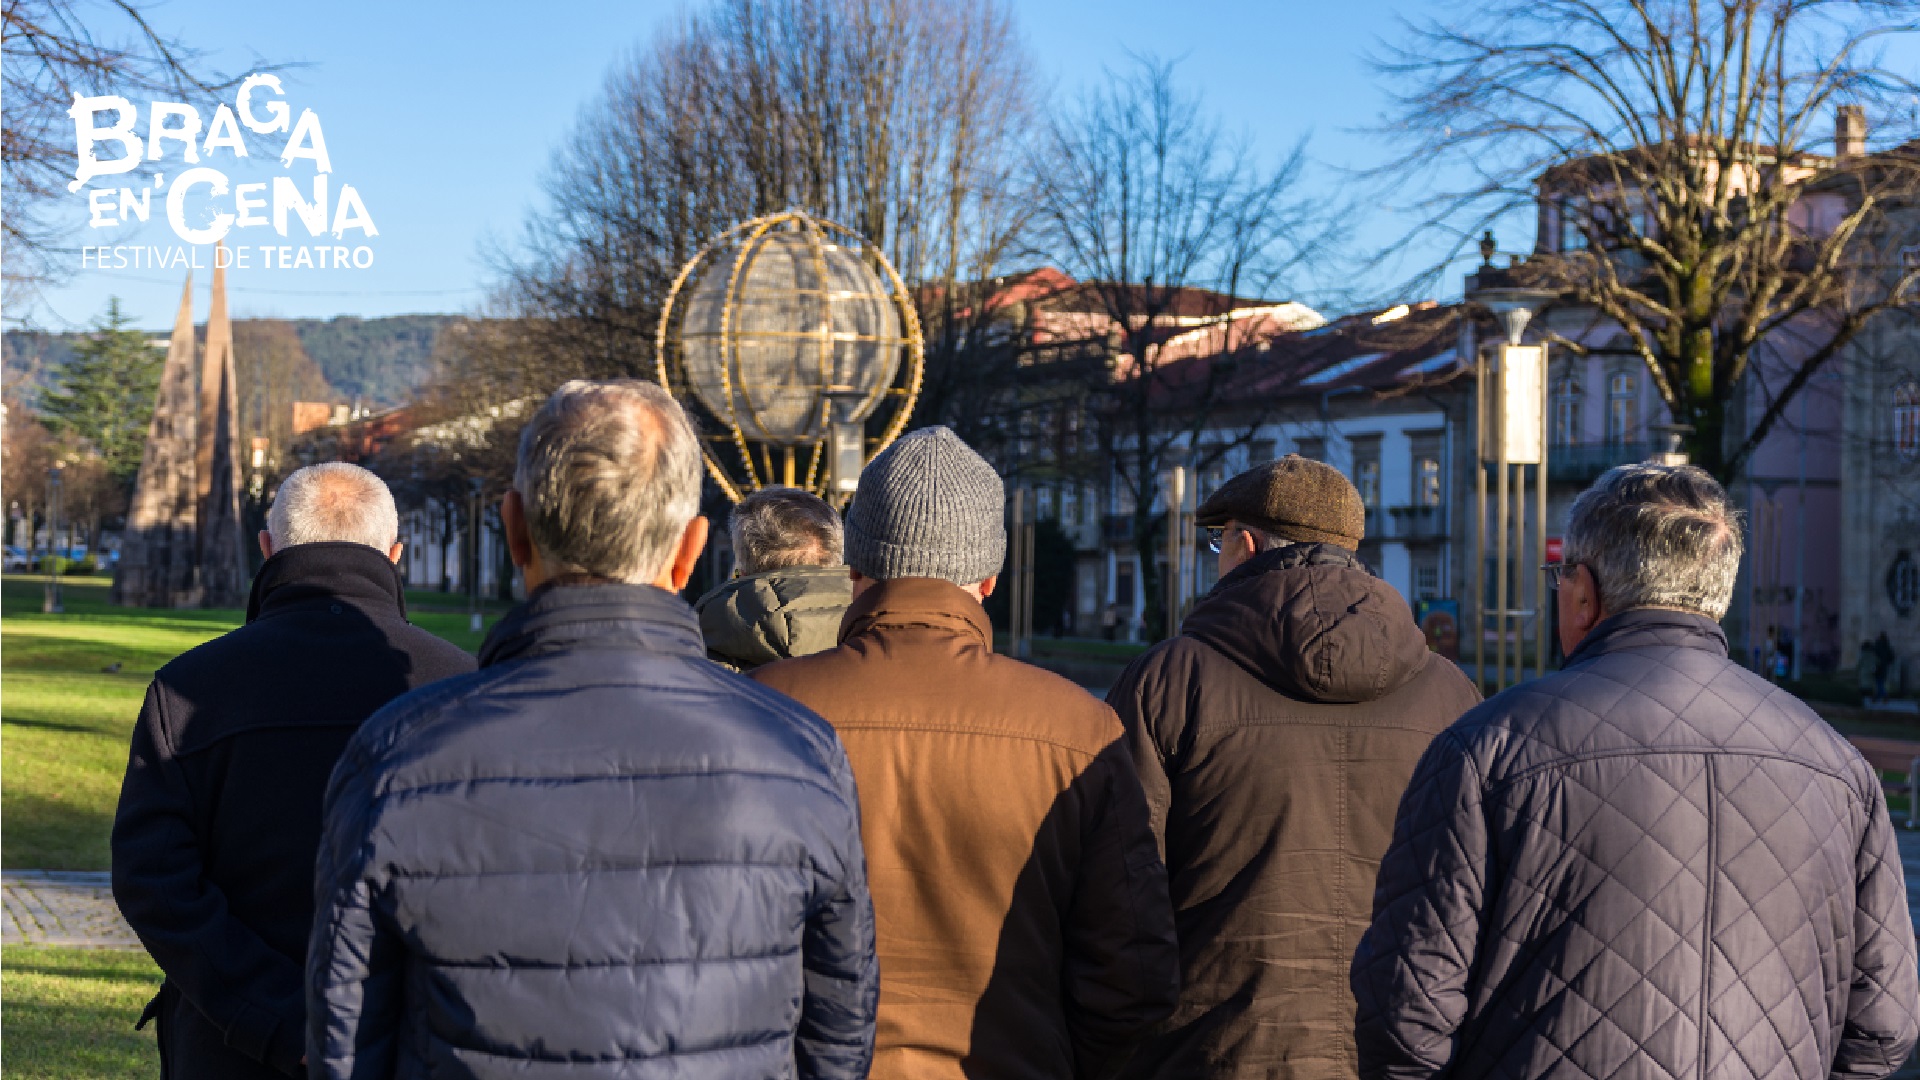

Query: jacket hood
692 565 854 670
245 541 407 624
1180 543 1432 704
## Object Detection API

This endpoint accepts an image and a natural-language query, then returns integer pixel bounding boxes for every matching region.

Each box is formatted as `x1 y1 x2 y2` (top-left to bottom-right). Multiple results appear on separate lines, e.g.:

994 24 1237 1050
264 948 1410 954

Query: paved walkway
2 870 138 948
5 829 1920 951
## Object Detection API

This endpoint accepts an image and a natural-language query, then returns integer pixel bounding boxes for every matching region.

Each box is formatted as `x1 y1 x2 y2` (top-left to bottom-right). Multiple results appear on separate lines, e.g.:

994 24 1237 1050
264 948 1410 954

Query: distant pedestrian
694 486 852 671
1876 630 1897 701
1352 463 1919 1080
1107 455 1480 1079
308 380 877 1079
112 463 475 1080
753 426 1179 1080
1862 639 1883 703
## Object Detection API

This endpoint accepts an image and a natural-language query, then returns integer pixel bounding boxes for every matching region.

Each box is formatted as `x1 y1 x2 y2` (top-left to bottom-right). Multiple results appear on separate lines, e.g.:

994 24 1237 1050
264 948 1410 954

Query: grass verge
1 574 497 871
1 945 160 1078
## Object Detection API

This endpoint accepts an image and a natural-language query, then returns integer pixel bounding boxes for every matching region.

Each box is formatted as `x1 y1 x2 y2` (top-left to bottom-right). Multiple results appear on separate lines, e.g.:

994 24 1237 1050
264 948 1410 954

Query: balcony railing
1547 440 1659 484
1386 504 1448 542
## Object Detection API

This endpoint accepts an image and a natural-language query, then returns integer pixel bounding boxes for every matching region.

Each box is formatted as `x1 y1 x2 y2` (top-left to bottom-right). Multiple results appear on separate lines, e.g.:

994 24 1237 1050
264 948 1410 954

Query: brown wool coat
752 577 1180 1080
1107 544 1482 1080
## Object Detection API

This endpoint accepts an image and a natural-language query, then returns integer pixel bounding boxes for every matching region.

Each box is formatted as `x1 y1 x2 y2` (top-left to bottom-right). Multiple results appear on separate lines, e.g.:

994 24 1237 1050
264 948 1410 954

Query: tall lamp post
1466 243 1555 692
467 478 483 634
43 460 65 614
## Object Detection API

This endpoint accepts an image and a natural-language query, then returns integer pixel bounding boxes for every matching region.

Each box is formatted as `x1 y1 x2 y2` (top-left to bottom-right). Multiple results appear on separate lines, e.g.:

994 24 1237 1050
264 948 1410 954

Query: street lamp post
1009 487 1035 659
43 460 65 614
1467 256 1556 692
468 478 483 634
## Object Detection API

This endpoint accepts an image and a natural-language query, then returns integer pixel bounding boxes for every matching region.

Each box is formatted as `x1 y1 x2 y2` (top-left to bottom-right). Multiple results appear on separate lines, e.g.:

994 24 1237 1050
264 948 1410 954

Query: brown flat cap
1195 454 1365 549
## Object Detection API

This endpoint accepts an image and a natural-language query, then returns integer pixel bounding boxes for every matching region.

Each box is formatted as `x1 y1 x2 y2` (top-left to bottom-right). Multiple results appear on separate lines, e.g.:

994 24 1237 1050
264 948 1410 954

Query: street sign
1546 536 1564 563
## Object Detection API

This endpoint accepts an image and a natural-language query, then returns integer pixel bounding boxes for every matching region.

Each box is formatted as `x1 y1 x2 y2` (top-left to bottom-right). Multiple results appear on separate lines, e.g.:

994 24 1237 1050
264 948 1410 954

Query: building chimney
1836 104 1867 160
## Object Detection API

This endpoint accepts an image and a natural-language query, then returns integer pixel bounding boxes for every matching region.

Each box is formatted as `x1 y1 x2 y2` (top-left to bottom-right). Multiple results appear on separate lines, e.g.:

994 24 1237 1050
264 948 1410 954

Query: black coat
111 543 476 1079
1352 609 1920 1080
306 582 878 1080
1108 543 1480 1078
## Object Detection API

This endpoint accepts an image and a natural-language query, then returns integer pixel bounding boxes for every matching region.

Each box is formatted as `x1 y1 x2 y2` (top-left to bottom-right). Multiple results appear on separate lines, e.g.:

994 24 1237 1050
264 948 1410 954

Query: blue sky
0 0 1784 330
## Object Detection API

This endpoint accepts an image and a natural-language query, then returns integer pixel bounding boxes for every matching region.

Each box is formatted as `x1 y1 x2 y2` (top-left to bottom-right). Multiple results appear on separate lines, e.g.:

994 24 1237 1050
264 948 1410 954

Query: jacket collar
479 581 705 668
245 542 407 624
1563 607 1730 668
838 577 993 649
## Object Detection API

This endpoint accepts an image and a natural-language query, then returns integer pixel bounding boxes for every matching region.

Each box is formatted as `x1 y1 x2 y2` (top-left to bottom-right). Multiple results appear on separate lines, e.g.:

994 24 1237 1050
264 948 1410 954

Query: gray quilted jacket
1352 609 1919 1080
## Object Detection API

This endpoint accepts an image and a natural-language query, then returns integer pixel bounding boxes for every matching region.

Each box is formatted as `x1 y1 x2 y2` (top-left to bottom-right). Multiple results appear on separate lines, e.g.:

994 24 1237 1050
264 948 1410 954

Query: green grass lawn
0 574 498 872
1 945 161 1077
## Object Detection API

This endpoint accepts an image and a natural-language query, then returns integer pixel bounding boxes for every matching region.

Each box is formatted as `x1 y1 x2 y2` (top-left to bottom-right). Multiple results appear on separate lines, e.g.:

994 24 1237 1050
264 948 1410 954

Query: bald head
267 463 401 553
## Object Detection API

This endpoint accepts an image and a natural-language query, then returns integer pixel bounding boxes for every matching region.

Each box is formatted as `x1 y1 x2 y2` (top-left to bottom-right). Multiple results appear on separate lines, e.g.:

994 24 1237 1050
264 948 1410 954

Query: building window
1293 436 1325 462
1199 464 1226 502
1895 380 1920 461
1607 371 1637 445
1037 486 1055 520
1552 376 1583 447
1891 550 1918 618
1416 457 1442 507
1062 485 1079 525
1560 196 1589 252
1414 561 1441 600
1356 460 1381 508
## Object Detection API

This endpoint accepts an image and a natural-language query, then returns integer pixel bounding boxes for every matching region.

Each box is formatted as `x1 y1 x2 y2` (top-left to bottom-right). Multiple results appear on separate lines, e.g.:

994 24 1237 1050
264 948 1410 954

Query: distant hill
290 315 461 406
4 314 462 409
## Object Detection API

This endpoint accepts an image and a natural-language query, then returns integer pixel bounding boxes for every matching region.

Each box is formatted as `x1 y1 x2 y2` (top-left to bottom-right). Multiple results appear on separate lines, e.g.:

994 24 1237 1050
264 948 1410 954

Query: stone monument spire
196 250 250 607
111 275 202 607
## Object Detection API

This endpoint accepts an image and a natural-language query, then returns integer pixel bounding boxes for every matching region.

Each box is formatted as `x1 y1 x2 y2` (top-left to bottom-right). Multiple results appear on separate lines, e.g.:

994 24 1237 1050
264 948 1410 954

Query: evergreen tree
40 298 164 488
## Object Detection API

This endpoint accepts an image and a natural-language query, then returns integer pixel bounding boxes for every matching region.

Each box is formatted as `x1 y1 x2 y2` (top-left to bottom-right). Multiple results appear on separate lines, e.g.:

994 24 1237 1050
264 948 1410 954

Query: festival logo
66 74 377 272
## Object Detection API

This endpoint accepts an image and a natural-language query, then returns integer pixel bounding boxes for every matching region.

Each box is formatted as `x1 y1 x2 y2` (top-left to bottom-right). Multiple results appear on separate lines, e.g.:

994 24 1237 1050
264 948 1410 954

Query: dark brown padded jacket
753 577 1180 1080
1107 543 1481 1080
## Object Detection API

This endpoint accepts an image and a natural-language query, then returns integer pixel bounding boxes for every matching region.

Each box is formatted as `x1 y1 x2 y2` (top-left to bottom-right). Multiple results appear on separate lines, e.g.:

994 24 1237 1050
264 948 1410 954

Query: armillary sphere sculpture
655 210 924 505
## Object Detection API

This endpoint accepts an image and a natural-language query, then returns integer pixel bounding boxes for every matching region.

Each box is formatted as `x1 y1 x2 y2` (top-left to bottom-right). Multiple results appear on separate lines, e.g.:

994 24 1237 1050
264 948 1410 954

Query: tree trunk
1132 508 1166 641
439 501 454 593
1686 395 1729 482
493 511 515 602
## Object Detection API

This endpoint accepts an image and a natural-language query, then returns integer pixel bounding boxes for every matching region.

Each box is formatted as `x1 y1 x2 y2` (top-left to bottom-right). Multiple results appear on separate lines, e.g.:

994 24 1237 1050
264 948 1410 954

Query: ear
387 541 405 566
976 573 999 599
659 516 710 593
257 530 273 559
501 491 535 570
1575 563 1607 629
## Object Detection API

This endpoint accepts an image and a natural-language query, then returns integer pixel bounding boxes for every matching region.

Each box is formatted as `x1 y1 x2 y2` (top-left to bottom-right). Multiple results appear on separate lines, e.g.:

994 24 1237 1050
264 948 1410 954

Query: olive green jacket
692 565 854 672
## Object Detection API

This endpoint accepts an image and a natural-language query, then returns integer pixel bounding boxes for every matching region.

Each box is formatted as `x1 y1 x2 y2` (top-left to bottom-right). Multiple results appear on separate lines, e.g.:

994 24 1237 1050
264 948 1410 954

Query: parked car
3 546 28 572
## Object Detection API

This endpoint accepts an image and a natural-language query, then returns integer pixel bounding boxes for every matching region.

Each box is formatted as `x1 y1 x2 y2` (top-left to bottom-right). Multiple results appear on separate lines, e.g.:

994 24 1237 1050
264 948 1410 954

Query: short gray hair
1564 463 1745 619
730 487 843 576
268 463 399 551
514 379 703 584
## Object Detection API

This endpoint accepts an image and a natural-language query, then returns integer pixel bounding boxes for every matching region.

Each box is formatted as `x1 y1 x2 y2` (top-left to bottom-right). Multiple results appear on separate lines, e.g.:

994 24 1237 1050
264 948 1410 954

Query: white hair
268 463 400 552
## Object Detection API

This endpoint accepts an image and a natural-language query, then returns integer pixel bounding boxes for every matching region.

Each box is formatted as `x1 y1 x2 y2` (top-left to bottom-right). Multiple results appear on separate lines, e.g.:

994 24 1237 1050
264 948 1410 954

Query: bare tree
1377 0 1920 479
474 0 1034 407
231 319 335 457
2 0 258 307
1029 56 1339 636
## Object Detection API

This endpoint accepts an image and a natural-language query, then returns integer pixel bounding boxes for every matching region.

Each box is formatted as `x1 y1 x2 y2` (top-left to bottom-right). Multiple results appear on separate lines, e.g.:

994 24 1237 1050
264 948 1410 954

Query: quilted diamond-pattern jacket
1352 609 1919 1080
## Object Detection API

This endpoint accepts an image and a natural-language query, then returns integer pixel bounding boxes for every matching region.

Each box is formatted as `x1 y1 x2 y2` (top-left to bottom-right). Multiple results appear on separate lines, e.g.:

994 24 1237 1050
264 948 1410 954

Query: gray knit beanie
844 426 1006 585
